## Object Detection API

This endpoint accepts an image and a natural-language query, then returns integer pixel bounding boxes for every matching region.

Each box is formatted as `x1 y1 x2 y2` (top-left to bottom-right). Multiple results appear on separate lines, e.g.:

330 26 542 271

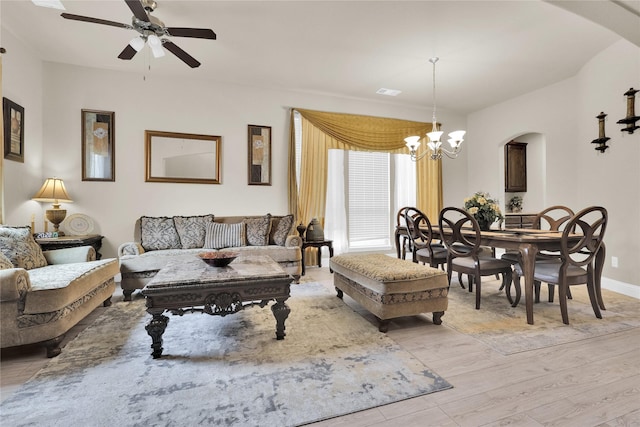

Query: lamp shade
32 178 73 206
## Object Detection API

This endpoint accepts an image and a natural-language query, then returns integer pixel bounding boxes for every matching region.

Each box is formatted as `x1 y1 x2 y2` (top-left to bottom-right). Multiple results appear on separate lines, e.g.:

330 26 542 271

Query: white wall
4 25 636 289
2 28 466 259
468 39 640 287
1 30 44 229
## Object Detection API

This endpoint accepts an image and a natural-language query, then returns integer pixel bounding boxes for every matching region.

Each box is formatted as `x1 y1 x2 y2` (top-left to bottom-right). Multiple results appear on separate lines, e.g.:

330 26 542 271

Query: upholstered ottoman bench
329 253 449 332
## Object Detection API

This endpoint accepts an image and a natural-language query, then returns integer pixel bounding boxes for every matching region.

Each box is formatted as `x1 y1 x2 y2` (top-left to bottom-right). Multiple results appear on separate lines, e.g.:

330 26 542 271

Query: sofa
117 214 302 301
0 226 119 357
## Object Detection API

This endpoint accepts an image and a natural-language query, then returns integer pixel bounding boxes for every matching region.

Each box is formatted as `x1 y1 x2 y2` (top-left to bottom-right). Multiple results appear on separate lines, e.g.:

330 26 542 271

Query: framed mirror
145 130 221 184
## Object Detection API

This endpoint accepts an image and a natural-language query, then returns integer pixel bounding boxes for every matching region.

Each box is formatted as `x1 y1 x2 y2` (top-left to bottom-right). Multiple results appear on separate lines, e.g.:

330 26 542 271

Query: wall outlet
611 256 619 268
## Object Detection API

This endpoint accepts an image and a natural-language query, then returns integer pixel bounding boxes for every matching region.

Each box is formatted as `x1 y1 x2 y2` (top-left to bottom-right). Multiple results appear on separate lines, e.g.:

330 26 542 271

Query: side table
35 234 104 260
301 239 334 276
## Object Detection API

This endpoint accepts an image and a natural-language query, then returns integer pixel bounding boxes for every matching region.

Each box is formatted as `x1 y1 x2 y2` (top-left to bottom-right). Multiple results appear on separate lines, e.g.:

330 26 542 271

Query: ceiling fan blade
165 27 217 40
124 0 149 22
163 41 201 68
118 44 138 60
61 13 131 29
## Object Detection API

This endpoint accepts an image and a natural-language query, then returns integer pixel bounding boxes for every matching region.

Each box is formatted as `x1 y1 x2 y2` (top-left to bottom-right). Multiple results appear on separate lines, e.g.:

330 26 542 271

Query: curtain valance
295 108 432 152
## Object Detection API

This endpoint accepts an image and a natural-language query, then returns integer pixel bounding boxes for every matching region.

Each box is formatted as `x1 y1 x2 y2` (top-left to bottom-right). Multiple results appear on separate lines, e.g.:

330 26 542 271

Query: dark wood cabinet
505 141 527 192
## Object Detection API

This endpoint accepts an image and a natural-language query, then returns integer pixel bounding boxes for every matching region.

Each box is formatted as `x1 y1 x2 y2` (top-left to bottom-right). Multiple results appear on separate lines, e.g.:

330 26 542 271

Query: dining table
402 225 606 325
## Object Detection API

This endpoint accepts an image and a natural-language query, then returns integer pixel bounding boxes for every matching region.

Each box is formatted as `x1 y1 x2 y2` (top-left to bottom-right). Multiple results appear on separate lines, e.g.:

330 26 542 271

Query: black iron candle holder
591 112 610 153
616 87 640 134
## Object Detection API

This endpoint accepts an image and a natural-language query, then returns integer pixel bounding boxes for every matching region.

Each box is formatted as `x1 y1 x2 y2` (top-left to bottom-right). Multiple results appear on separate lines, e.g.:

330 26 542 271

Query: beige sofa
0 226 118 357
118 214 302 301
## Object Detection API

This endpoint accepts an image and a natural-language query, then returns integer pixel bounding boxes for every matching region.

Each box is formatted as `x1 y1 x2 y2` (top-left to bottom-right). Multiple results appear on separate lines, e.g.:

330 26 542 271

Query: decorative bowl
198 252 239 267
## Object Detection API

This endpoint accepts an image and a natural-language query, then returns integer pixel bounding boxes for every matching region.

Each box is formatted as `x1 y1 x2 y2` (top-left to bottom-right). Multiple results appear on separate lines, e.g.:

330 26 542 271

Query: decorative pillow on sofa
140 216 182 251
204 222 245 249
243 214 271 246
269 214 294 246
173 215 214 249
0 251 14 270
0 226 48 270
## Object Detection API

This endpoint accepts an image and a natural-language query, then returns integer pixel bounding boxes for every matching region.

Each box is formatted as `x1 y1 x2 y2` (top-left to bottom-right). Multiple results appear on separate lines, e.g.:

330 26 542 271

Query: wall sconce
616 87 639 134
591 112 610 153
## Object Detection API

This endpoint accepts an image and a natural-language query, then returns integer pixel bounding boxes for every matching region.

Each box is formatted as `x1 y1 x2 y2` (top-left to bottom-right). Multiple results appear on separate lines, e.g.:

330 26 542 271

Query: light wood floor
2 265 639 426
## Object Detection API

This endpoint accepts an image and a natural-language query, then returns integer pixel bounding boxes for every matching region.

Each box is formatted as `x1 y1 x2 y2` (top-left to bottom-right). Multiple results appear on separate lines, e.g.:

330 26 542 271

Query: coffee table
141 255 293 358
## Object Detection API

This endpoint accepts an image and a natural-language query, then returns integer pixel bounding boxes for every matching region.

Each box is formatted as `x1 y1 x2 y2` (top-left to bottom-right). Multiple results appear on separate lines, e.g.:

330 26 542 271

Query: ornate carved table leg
271 297 290 340
145 310 169 358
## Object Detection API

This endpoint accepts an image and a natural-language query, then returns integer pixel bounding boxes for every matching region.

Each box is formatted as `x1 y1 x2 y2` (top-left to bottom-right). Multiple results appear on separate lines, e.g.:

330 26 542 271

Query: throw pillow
243 214 271 246
173 215 214 249
0 226 48 270
0 251 14 270
269 214 294 246
140 216 182 251
204 222 245 249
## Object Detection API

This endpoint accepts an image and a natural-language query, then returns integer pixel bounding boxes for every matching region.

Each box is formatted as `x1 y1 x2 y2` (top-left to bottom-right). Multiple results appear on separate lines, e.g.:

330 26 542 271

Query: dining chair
438 207 514 309
502 205 575 303
512 206 608 324
395 206 420 259
404 208 447 269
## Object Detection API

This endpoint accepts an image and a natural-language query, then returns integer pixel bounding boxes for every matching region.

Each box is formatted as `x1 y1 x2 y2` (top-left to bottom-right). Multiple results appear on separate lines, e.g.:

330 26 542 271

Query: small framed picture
3 97 25 163
248 124 272 185
82 109 115 181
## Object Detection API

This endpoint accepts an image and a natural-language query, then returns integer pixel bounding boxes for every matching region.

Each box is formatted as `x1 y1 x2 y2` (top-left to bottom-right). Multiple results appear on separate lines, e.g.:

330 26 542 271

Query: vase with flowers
508 195 523 213
463 191 503 231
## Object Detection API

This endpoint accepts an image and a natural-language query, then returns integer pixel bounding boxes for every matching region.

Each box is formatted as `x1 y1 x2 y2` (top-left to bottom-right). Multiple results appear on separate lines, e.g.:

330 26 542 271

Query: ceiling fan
60 0 216 68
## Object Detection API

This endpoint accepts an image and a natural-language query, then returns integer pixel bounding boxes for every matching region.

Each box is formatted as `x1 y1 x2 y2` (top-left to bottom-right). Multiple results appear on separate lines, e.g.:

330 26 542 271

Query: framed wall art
248 124 271 185
3 97 25 163
145 130 221 184
82 109 115 181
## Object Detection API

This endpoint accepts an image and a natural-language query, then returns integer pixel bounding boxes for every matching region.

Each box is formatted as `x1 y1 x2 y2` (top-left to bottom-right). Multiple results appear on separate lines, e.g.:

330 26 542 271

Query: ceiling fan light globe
151 45 165 58
129 36 145 52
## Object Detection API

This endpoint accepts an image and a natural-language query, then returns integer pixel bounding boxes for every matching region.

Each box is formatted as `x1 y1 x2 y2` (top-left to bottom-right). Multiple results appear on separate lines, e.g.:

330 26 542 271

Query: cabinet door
505 141 527 192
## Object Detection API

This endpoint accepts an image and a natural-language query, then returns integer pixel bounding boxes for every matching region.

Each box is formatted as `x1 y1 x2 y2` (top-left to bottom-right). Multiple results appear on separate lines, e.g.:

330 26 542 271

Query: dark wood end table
35 234 104 260
301 239 334 276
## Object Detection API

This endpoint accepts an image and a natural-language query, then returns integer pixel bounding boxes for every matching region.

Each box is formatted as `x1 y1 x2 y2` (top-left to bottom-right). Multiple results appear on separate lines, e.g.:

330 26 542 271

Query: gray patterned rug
444 282 640 355
0 282 451 427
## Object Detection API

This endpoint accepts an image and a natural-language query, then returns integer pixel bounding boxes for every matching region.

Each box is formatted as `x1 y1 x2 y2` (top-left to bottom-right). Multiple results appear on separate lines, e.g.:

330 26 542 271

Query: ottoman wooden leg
378 318 390 333
432 311 445 325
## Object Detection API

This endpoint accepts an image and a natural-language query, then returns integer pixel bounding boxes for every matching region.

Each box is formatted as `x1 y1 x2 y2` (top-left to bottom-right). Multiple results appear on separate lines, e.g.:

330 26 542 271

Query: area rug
444 281 640 355
0 282 451 427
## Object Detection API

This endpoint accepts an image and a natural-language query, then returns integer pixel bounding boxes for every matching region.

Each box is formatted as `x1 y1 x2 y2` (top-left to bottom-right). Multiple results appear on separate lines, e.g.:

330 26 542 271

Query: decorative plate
62 214 95 235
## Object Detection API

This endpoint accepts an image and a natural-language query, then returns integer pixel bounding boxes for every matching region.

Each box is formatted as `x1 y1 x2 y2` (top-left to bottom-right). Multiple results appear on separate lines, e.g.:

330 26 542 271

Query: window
294 111 416 252
347 151 390 248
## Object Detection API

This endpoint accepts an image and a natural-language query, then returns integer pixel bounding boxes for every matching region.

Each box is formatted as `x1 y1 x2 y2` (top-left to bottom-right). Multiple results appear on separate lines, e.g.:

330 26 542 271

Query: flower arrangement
508 195 523 212
463 191 503 230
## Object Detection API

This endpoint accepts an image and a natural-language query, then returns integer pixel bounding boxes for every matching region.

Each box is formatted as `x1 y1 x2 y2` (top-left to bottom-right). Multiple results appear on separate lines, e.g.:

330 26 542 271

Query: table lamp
32 178 73 235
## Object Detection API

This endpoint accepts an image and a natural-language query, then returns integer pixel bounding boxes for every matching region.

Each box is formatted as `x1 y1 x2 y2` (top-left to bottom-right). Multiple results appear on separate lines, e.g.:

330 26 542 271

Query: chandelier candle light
405 57 465 161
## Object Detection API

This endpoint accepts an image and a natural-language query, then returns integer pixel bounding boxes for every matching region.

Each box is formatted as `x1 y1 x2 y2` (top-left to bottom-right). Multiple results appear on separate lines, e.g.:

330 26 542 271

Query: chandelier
405 57 465 161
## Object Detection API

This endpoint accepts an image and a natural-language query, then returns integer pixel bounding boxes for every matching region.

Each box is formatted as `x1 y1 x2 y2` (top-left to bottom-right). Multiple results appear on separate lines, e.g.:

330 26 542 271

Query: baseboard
601 277 640 299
